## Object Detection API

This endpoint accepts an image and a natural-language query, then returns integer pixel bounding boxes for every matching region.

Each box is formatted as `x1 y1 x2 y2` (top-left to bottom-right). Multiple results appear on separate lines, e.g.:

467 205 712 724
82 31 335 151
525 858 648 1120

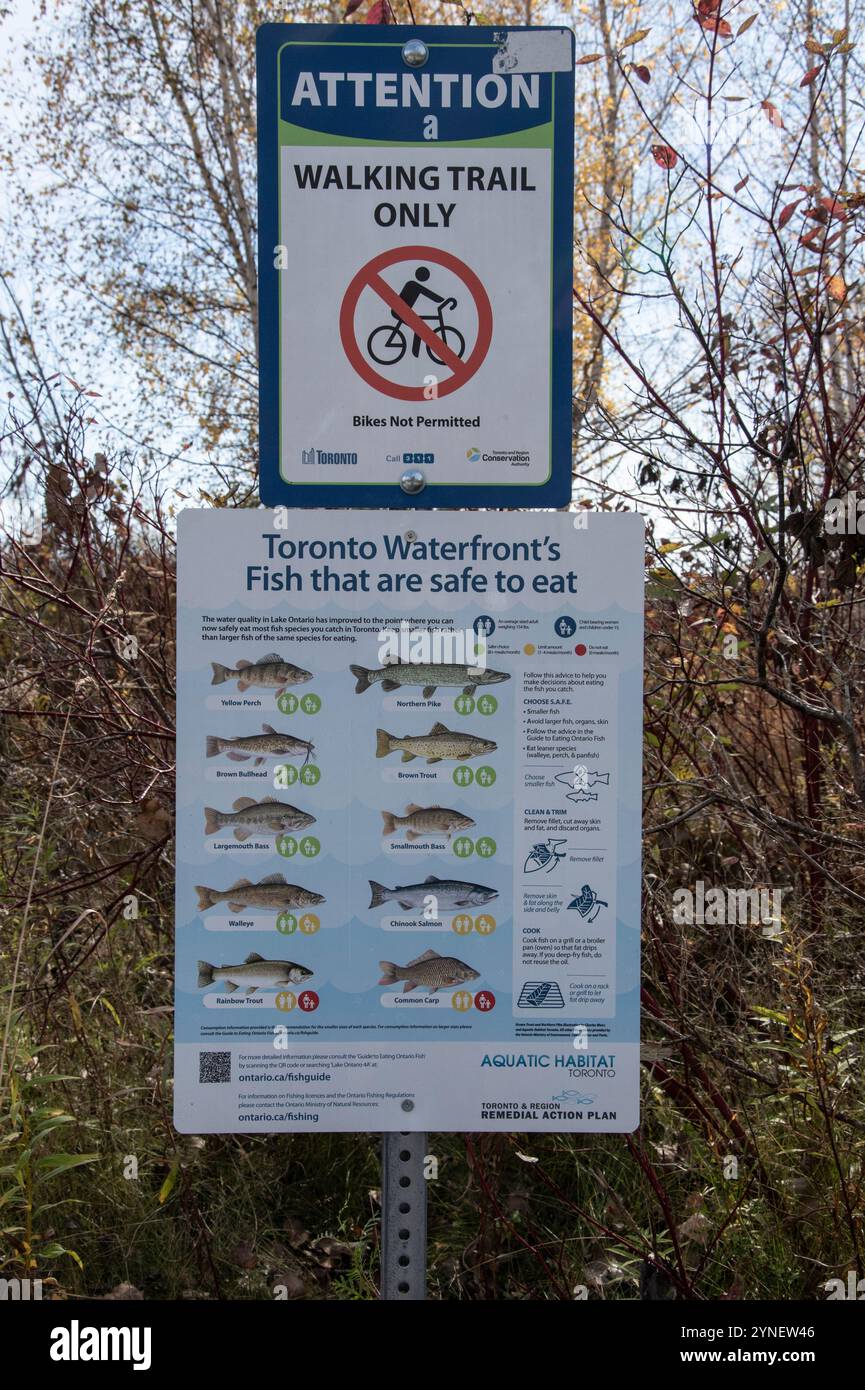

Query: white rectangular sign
174 510 643 1131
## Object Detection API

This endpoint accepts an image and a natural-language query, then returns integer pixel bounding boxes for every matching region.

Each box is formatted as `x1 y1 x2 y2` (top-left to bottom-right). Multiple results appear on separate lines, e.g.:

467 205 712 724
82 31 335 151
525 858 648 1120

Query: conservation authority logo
466 447 481 461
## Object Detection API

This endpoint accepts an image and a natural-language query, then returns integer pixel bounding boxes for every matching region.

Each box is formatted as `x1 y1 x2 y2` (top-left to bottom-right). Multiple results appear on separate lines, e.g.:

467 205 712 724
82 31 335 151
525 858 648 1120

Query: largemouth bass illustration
381 804 475 841
376 722 496 763
211 653 312 692
197 952 313 993
206 724 314 765
195 872 325 913
351 661 509 699
204 797 315 841
368 874 497 912
378 949 480 994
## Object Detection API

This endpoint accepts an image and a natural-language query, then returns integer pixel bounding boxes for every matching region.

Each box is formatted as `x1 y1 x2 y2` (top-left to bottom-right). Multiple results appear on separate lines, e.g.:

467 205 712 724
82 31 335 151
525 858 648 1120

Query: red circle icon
298 990 319 1012
574 643 587 656
474 990 496 1012
339 245 493 402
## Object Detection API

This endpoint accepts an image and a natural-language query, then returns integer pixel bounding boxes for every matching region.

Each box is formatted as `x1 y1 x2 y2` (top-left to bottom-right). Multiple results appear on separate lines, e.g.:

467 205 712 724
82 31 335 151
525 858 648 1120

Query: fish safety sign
174 509 643 1132
256 23 575 509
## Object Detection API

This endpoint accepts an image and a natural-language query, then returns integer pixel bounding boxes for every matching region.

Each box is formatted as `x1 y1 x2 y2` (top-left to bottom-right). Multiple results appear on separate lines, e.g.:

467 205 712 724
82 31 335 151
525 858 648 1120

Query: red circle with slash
339 245 493 402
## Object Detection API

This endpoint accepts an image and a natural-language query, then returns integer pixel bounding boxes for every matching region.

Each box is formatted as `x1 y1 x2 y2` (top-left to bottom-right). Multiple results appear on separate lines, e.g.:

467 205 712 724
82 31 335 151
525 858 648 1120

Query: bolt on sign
256 23 575 508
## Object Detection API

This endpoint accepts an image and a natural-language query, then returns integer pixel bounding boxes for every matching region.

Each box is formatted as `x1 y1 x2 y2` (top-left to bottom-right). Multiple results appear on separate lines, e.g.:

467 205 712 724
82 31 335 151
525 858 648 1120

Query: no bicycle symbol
339 245 493 402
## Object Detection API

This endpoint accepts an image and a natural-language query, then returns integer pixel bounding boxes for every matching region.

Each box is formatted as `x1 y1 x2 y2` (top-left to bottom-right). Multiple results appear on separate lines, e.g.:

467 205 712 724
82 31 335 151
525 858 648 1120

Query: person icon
394 266 446 357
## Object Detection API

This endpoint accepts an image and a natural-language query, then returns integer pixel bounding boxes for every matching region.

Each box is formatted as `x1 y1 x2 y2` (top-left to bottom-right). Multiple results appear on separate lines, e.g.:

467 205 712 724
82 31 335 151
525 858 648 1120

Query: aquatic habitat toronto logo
466 446 481 461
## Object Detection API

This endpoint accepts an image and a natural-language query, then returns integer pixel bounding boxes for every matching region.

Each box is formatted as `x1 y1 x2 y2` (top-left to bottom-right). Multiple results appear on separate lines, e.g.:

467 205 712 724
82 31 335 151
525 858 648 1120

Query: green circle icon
452 765 474 787
298 764 321 785
277 692 298 715
475 766 496 788
452 835 474 858
277 912 298 935
299 835 320 858
454 694 475 716
276 835 298 858
275 763 298 786
300 693 321 714
475 836 497 857
477 694 498 716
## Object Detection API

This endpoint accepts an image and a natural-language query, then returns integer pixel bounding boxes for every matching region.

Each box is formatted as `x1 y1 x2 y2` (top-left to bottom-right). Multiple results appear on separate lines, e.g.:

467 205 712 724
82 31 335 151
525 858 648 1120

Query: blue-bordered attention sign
257 23 575 509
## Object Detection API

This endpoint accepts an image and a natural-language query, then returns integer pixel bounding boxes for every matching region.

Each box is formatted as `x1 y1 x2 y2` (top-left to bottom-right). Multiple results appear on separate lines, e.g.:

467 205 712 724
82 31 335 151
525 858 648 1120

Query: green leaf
158 1161 180 1205
33 1153 99 1179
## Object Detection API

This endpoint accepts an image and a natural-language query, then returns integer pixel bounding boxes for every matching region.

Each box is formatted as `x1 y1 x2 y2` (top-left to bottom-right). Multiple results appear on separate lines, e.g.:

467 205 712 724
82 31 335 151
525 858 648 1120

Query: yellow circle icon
452 913 473 935
275 991 297 1012
474 914 496 935
299 913 320 934
523 643 535 655
451 990 474 1012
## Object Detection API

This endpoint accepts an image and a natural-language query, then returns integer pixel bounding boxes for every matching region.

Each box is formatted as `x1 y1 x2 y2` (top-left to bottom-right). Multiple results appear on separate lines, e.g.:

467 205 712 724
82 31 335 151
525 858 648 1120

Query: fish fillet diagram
174 509 644 1132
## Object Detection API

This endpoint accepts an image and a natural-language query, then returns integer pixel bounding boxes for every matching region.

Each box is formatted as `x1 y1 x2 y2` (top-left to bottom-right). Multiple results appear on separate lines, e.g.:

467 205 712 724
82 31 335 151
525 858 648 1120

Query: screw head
401 1099 415 1112
399 468 426 495
402 39 428 68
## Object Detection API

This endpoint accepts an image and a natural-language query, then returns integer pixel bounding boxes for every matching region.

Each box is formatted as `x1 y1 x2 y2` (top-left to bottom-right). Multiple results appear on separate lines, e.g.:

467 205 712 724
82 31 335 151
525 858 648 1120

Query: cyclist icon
367 266 466 366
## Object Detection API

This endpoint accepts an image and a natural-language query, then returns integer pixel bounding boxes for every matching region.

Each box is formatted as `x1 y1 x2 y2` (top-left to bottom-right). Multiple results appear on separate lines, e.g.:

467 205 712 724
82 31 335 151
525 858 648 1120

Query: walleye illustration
368 874 497 912
210 653 312 693
197 952 312 994
376 722 496 764
381 804 475 841
195 872 325 913
204 796 315 841
378 949 480 994
351 660 509 699
206 724 314 765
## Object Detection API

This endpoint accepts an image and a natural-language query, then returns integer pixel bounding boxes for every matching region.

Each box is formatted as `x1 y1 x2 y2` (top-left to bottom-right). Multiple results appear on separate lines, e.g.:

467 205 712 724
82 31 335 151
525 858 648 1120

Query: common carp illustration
206 724 314 765
195 872 325 913
197 952 313 994
378 950 480 994
368 874 497 912
376 722 496 763
381 805 475 841
203 797 315 841
351 660 509 699
210 653 312 692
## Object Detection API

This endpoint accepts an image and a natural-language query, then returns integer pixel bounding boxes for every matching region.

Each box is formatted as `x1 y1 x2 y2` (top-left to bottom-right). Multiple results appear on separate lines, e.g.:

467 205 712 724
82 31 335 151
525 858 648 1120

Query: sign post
256 23 576 508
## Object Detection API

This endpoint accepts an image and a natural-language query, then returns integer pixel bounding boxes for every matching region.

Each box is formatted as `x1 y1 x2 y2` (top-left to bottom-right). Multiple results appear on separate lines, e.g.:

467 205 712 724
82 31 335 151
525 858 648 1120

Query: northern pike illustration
378 950 480 994
351 660 509 699
368 874 497 912
197 952 313 994
195 872 325 913
203 797 315 841
381 804 475 841
376 722 496 763
211 653 312 692
206 724 314 765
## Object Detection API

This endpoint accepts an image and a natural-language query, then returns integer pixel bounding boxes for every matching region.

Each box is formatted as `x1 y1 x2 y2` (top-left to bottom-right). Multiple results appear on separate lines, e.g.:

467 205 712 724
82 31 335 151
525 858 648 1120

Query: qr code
199 1051 231 1084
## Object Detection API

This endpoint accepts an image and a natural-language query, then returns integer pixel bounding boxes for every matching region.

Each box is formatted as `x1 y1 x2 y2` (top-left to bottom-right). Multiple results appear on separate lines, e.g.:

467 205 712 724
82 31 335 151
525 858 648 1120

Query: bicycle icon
367 265 466 365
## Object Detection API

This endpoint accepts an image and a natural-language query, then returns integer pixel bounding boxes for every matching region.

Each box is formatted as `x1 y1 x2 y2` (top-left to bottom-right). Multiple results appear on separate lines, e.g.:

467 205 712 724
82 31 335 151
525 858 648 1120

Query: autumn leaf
832 27 849 44
820 196 847 220
651 144 678 169
804 37 827 54
634 64 651 83
344 0 363 13
800 65 822 86
734 175 750 192
697 0 721 13
366 0 391 22
577 53 603 64
620 27 651 48
778 199 802 227
736 14 757 35
761 100 784 128
826 273 847 303
699 16 733 36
